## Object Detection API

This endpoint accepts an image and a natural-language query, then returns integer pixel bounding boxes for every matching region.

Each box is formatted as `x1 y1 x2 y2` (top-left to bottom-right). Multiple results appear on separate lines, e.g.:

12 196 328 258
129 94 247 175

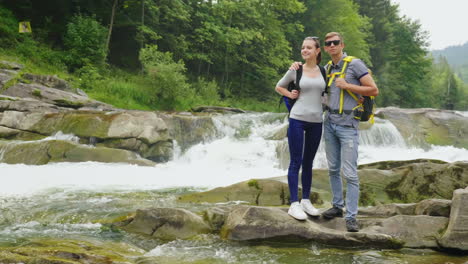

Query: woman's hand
289 62 302 71
290 89 299 99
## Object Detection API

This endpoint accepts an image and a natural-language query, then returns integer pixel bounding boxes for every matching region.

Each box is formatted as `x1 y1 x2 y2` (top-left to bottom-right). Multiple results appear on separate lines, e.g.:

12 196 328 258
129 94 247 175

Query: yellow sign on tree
19 21 32 33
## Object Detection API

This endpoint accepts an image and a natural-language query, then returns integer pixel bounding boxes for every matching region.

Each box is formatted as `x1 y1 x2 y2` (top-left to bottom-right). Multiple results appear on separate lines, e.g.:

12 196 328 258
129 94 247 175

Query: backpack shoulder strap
295 64 303 90
319 65 327 83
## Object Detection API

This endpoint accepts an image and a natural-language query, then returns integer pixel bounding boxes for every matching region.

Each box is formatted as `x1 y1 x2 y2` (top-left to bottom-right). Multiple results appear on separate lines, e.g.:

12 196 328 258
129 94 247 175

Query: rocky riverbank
115 182 468 253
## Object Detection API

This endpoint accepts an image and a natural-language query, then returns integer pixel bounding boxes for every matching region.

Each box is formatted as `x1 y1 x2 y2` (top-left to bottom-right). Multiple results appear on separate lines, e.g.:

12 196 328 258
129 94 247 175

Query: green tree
139 44 196 110
63 14 107 70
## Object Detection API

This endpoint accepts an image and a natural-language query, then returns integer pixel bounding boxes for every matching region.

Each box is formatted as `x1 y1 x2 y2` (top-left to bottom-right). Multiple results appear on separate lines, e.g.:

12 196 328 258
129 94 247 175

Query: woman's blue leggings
287 118 323 203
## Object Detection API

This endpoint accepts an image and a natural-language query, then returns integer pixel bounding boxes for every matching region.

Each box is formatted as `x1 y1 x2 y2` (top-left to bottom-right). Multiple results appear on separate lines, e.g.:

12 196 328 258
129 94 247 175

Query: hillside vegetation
0 0 466 111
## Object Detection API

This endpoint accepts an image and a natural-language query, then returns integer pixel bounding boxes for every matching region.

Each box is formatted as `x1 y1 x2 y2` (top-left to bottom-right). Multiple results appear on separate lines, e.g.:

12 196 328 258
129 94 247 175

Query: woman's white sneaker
288 202 308 220
300 199 320 216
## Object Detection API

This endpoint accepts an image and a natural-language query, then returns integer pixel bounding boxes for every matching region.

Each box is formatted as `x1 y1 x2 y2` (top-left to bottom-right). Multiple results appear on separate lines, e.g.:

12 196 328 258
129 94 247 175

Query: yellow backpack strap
338 58 352 114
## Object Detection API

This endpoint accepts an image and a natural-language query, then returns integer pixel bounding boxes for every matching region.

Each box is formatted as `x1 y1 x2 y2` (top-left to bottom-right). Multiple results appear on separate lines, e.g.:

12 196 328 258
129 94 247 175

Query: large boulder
439 188 468 251
0 110 173 162
160 113 219 152
120 208 211 240
0 139 155 166
385 161 468 202
220 205 403 248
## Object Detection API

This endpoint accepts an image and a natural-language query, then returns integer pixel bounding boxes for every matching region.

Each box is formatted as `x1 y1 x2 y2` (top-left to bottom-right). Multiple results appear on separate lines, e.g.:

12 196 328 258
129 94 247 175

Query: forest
0 0 467 111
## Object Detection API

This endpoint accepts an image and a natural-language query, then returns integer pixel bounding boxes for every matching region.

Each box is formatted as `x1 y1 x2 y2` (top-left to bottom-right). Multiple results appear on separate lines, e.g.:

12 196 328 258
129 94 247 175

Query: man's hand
289 62 302 71
335 77 349 90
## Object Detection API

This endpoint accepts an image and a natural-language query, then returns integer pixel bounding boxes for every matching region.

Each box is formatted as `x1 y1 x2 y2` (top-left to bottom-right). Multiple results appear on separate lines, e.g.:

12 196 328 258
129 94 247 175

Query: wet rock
439 188 468 251
0 238 144 264
161 113 219 151
121 208 211 240
220 205 403 249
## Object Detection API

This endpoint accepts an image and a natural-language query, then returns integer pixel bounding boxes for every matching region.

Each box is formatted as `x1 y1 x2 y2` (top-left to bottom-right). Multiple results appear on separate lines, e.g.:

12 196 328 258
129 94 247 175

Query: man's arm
335 74 379 96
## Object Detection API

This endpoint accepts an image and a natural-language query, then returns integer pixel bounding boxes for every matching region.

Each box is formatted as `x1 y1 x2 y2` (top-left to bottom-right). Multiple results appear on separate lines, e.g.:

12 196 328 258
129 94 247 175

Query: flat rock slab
220 206 403 249
361 215 448 248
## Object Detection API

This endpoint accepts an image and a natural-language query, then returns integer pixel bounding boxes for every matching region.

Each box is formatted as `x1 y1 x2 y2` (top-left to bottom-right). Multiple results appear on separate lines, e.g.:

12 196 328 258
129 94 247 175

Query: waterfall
0 112 467 196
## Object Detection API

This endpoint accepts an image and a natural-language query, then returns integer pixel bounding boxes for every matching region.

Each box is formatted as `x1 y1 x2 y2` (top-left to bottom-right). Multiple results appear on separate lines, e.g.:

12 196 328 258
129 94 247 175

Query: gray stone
359 203 417 217
22 73 72 92
415 199 451 217
122 208 211 240
220 206 403 248
0 60 24 70
439 188 468 251
361 215 448 248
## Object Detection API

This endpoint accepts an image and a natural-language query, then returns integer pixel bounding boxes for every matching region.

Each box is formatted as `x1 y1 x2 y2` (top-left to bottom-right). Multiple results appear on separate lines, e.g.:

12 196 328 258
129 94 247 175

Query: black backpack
279 65 327 112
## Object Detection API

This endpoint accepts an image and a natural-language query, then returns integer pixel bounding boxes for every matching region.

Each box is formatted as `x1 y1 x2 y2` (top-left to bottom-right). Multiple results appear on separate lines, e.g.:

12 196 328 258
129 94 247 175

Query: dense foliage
0 0 466 111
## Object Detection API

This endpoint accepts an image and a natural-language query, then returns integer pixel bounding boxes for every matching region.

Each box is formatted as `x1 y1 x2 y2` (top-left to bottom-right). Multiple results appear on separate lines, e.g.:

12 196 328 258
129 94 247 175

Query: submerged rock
0 238 144 264
121 208 212 240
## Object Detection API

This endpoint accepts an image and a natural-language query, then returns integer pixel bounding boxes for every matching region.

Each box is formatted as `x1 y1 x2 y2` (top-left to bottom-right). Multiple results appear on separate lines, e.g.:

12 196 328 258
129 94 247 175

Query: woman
275 36 326 220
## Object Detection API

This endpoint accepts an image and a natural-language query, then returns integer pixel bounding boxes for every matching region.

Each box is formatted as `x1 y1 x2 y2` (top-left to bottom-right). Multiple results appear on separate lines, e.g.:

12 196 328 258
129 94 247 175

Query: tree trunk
105 0 118 57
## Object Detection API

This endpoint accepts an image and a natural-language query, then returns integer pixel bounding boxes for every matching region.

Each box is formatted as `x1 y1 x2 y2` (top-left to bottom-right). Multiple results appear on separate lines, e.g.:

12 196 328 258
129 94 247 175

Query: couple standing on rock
275 32 379 232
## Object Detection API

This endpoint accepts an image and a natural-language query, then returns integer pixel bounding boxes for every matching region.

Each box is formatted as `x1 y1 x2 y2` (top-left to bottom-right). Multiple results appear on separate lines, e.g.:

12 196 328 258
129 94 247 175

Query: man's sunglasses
324 40 341 46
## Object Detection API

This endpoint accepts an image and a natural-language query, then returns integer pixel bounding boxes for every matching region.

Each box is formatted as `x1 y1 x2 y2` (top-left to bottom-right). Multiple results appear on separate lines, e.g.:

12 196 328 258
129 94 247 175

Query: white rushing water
1 113 467 196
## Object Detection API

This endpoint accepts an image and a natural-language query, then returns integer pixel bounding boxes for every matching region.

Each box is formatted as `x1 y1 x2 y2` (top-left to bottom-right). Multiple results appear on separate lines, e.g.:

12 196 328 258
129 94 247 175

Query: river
1 112 467 263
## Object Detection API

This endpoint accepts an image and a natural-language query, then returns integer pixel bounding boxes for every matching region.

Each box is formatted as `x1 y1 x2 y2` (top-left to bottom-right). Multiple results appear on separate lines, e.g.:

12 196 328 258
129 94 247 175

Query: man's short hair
325 32 343 42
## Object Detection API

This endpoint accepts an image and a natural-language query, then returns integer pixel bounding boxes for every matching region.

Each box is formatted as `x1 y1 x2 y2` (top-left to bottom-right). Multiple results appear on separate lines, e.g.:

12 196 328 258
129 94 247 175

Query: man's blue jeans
287 118 322 203
324 120 359 219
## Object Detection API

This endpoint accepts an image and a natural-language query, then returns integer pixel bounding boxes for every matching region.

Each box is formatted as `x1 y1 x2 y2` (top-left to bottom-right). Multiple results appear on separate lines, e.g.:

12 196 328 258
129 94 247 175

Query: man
320 32 378 232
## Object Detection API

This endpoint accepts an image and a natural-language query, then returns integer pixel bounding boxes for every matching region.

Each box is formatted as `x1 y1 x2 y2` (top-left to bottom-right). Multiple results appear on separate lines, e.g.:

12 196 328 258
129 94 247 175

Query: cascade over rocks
376 107 468 149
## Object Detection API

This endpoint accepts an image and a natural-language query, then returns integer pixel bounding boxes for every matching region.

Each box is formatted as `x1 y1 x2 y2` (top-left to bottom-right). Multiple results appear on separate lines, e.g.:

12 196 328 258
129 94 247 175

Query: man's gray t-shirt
325 54 369 128
277 68 326 123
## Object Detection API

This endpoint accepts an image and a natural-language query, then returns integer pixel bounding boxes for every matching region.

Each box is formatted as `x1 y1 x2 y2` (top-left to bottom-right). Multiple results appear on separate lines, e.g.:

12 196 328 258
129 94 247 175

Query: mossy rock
0 139 155 166
0 126 46 141
0 238 144 264
178 179 324 206
31 112 115 138
53 99 85 109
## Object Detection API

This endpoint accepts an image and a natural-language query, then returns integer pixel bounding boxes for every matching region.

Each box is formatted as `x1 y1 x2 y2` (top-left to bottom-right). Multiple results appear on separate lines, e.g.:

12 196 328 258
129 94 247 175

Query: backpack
324 56 376 124
279 65 327 112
